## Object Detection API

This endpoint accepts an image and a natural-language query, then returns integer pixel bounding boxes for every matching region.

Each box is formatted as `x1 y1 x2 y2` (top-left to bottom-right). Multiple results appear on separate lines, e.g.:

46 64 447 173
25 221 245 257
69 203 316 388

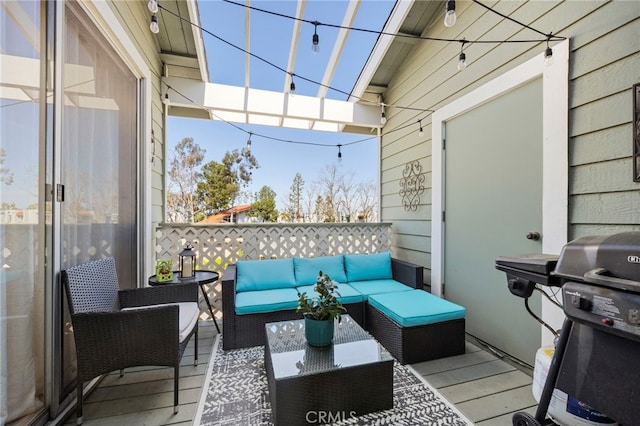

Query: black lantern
179 242 196 279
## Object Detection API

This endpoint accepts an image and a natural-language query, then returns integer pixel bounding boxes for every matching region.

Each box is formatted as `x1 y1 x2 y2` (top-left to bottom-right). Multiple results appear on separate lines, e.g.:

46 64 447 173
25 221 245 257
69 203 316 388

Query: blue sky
167 0 395 209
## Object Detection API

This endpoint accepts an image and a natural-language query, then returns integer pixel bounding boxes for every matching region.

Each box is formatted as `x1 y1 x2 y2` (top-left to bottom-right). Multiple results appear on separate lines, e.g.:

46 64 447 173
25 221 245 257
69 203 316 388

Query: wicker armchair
62 257 199 424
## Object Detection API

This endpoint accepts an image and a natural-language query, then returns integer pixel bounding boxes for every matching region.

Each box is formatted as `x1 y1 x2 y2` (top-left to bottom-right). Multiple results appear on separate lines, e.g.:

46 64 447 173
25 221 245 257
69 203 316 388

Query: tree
166 137 205 223
0 148 13 185
286 173 305 222
197 148 258 216
248 186 278 222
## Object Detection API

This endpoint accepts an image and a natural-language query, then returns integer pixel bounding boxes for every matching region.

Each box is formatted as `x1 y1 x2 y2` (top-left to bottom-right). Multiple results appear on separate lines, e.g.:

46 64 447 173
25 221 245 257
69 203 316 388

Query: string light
544 35 554 66
337 144 342 161
312 21 320 54
380 104 386 125
418 120 424 137
162 92 170 105
161 1 563 111
150 14 159 34
444 0 457 27
289 74 296 95
457 40 467 71
247 132 252 151
147 0 159 14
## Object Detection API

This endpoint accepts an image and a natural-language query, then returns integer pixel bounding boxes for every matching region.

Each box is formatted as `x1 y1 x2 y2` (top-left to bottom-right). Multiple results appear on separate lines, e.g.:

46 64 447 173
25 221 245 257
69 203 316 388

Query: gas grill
496 232 640 426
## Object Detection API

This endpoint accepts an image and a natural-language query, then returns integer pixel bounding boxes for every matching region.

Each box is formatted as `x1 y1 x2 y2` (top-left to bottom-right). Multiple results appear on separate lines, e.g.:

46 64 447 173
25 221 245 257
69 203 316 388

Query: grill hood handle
584 268 640 292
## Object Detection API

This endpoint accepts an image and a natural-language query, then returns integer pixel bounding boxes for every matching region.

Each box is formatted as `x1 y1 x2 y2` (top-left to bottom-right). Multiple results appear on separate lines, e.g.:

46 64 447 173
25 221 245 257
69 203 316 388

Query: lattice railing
155 223 393 321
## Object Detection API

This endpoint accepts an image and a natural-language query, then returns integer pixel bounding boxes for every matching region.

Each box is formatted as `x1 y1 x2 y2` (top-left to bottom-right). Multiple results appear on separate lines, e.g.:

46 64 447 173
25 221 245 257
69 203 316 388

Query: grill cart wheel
512 412 541 426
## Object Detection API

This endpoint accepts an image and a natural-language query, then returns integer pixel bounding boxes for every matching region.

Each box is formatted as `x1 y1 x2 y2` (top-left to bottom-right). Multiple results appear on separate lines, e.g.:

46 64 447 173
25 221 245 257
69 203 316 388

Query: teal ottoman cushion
296 283 364 305
236 258 296 292
348 279 413 300
293 255 346 286
235 288 299 314
345 252 392 282
368 290 465 328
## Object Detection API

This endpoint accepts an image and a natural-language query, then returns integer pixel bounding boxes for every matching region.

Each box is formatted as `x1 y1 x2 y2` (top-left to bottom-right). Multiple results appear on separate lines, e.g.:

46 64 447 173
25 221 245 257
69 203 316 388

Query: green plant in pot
296 271 346 347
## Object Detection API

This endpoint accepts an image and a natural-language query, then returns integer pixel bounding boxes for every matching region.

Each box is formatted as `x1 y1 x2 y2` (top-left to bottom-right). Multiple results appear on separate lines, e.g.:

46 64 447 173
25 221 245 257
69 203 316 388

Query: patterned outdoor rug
194 336 472 425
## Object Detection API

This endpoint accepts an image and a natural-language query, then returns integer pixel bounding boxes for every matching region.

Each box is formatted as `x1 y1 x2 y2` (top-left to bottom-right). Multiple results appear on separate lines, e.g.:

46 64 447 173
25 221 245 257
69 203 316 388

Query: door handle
526 232 541 241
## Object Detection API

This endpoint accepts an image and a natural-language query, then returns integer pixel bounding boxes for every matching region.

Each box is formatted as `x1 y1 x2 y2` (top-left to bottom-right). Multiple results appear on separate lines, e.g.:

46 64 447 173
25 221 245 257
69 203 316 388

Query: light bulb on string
147 0 159 13
457 40 467 71
312 22 320 54
337 144 342 161
544 35 554 66
444 0 457 27
162 92 170 105
380 104 387 125
150 14 159 34
289 78 296 95
246 132 252 152
418 120 424 138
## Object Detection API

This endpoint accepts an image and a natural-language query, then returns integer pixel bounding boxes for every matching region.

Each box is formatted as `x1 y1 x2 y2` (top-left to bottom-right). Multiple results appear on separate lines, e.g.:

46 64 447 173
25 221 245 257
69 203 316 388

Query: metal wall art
399 160 425 211
634 83 640 182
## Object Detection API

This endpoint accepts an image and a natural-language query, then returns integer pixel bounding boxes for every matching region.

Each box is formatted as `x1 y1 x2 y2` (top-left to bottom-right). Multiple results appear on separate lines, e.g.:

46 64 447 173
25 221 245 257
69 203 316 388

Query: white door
444 78 543 365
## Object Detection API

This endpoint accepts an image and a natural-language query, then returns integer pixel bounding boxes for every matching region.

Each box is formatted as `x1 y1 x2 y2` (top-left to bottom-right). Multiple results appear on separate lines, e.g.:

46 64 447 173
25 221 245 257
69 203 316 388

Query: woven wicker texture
61 257 199 424
221 257 423 350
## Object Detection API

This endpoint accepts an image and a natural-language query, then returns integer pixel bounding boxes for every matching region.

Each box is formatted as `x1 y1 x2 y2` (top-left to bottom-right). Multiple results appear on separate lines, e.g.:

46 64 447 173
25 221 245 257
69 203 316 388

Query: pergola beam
164 76 382 132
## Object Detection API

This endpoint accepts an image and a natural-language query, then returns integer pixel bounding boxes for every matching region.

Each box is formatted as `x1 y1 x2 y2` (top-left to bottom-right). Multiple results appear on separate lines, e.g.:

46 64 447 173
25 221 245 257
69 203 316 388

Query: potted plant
296 271 346 347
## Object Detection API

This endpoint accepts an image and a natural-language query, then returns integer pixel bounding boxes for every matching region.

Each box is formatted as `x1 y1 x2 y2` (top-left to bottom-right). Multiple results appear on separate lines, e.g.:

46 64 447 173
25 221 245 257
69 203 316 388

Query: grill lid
554 232 640 286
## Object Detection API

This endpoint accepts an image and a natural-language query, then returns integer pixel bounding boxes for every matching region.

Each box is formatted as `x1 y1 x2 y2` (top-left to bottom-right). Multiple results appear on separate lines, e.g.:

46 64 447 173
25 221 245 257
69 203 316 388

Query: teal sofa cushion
345 252 392 282
293 255 347 286
235 288 299 315
368 290 466 328
236 258 296 292
348 279 413 300
296 283 364 305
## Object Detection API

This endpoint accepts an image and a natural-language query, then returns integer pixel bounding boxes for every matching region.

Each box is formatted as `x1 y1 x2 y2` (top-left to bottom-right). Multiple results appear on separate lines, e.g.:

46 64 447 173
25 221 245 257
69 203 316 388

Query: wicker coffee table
264 315 394 425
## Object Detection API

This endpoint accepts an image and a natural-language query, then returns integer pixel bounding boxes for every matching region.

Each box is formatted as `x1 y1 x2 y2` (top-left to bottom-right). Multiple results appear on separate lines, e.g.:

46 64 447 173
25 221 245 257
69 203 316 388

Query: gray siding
380 0 640 283
110 1 166 227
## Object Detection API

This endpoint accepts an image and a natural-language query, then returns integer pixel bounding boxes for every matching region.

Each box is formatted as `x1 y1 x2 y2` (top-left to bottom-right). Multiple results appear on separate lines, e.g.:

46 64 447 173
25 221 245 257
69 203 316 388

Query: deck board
61 324 540 425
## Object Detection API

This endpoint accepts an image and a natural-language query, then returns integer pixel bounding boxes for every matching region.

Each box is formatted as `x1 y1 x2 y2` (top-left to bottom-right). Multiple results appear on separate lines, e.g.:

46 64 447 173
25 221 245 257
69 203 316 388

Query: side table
148 270 220 333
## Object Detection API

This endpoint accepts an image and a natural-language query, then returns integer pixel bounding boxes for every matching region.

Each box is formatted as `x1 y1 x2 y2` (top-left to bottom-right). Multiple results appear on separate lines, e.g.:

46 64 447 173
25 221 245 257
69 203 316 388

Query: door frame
431 40 569 342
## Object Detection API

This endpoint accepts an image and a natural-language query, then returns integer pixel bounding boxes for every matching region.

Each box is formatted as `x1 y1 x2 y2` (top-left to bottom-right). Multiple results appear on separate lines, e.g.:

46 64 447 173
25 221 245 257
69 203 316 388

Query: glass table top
265 315 393 379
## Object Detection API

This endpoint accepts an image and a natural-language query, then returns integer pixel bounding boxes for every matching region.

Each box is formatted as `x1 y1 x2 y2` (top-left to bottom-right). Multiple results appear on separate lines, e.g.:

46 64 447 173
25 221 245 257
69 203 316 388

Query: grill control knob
571 295 592 311
601 318 614 326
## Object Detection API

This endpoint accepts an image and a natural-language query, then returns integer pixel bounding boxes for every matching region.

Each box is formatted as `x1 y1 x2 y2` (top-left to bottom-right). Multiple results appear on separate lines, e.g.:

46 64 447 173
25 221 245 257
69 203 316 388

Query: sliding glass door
60 2 139 398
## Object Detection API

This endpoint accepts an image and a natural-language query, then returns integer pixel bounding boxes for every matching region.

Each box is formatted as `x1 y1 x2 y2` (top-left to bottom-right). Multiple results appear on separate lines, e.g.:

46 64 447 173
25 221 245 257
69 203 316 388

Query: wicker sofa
221 252 424 350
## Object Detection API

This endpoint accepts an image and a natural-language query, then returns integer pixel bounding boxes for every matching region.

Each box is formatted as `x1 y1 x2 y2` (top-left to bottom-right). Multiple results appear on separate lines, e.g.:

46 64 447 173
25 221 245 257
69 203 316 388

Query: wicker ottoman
366 290 466 364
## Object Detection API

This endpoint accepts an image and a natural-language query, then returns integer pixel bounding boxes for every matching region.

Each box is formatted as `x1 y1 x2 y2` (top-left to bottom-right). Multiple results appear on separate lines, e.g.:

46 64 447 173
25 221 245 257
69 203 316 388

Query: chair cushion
236 258 296 292
345 252 392 282
235 288 299 315
293 255 347 286
368 290 466 328
122 302 199 342
295 283 364 305
348 279 413 300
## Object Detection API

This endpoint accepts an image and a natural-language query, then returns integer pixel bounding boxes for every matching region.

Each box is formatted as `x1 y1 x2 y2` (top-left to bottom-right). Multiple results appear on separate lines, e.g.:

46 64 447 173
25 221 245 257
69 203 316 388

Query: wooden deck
61 321 540 425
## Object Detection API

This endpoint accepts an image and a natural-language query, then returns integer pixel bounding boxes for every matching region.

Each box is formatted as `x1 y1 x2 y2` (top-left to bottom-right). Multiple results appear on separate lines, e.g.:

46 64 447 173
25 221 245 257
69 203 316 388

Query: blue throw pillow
345 252 392 282
293 255 347 286
236 258 296 292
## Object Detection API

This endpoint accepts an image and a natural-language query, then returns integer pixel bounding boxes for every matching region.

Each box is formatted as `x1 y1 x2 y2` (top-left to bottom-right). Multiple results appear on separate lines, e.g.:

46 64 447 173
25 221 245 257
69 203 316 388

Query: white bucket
532 347 617 426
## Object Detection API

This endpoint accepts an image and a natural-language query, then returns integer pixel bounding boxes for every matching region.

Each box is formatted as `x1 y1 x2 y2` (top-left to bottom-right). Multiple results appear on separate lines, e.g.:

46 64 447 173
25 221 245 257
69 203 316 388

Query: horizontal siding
111 1 166 228
381 0 640 264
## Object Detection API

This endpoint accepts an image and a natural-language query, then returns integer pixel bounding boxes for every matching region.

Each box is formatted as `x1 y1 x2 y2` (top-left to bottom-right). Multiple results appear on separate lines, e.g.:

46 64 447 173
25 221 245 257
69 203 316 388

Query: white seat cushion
122 302 199 342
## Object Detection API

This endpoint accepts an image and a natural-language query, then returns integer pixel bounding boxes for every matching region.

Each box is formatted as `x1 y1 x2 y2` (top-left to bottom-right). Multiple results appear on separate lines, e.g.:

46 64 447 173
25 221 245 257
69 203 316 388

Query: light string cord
222 0 565 44
158 3 435 114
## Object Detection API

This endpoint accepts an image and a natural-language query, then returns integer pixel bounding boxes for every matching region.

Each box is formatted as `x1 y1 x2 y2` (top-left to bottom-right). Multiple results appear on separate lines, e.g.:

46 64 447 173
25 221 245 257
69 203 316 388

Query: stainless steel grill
496 232 640 426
